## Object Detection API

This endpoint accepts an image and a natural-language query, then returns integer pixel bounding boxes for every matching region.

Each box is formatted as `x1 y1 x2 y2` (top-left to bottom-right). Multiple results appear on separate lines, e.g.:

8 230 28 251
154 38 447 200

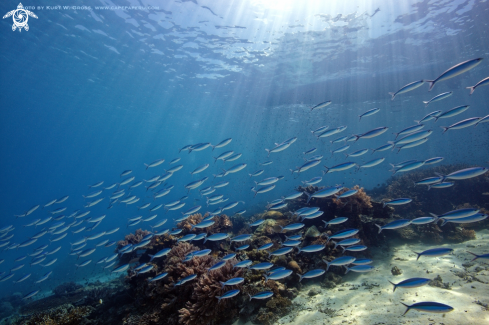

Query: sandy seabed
238 229 489 325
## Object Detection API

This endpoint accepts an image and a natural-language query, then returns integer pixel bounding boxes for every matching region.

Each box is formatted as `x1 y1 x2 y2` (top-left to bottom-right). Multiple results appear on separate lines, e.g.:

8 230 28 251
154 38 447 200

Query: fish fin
388 92 395 100
400 302 411 316
429 212 441 220
388 280 396 292
440 126 449 133
466 86 475 95
375 224 382 234
467 251 479 261
426 80 435 91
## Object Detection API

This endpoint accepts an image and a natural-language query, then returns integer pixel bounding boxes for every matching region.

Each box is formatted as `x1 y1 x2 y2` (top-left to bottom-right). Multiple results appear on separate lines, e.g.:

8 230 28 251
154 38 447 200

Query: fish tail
144 164 149 170
388 280 397 292
388 92 395 100
248 293 252 302
440 126 449 133
344 153 349 159
358 115 361 121
439 218 448 227
466 86 475 95
427 185 431 191
413 251 421 261
299 275 303 282
413 120 420 125
305 192 312 204
265 149 270 158
264 274 269 283
467 251 479 261
211 145 215 151
216 296 221 304
433 116 440 122
426 80 435 91
220 281 225 289
332 241 338 250
423 101 429 106
341 246 346 254
344 266 349 274
375 224 382 234
401 302 411 316
322 220 329 228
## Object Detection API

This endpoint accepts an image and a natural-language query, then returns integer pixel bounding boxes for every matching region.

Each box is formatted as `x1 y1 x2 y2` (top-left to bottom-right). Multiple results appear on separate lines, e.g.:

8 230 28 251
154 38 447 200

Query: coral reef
178 260 244 325
370 164 489 217
53 282 83 297
17 304 92 325
369 165 489 243
117 228 152 250
391 266 402 276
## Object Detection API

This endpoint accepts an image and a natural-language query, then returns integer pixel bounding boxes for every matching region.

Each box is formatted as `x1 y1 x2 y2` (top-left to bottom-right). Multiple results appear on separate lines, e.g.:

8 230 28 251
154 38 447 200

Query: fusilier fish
375 219 411 233
434 105 470 121
299 269 325 282
358 107 380 121
401 302 454 316
212 138 232 150
310 100 331 111
144 159 165 169
389 80 425 100
423 92 452 106
441 117 481 133
389 277 430 292
426 58 483 91
414 248 453 260
383 198 412 208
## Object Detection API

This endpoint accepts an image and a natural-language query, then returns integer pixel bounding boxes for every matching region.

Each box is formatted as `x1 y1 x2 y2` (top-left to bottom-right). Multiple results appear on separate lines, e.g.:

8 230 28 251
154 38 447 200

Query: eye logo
3 3 38 32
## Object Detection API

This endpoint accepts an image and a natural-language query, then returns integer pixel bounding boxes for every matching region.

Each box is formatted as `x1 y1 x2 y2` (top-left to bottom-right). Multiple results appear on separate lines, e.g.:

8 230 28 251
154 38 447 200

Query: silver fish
388 80 424 100
426 58 483 91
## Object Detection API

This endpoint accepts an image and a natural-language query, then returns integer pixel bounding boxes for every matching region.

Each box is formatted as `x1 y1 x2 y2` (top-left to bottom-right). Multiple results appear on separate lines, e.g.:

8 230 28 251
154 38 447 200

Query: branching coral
178 259 243 325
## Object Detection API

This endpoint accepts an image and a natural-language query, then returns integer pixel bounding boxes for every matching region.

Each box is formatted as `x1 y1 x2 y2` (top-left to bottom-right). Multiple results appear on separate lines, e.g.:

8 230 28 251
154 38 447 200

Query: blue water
0 0 488 304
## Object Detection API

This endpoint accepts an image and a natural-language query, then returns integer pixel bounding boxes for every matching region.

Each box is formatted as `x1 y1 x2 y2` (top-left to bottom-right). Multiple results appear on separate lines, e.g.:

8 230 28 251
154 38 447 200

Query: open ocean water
0 1 488 324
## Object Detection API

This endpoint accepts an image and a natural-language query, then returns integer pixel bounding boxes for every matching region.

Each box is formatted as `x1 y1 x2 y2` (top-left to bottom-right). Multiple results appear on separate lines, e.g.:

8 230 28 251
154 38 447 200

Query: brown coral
117 228 152 249
18 303 92 325
178 259 243 325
